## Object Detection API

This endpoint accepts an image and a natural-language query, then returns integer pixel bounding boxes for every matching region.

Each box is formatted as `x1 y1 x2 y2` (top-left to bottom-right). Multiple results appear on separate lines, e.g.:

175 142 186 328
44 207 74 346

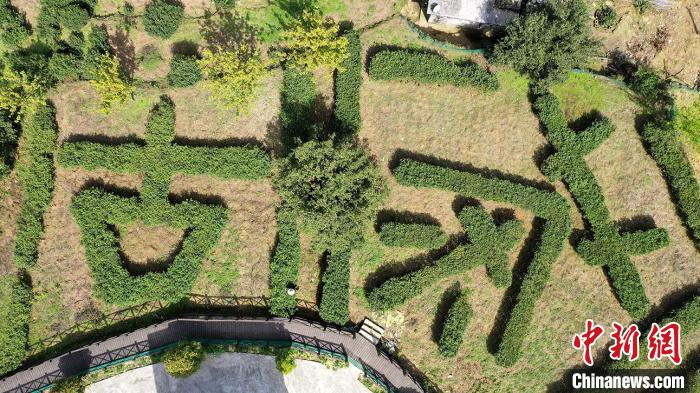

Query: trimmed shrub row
0 274 32 376
389 158 572 366
368 49 499 91
332 30 362 139
0 110 20 177
368 205 523 310
534 93 669 319
269 208 301 318
59 96 270 305
319 248 351 325
438 288 472 357
14 104 58 269
280 68 319 153
378 222 447 249
0 0 31 47
641 120 700 246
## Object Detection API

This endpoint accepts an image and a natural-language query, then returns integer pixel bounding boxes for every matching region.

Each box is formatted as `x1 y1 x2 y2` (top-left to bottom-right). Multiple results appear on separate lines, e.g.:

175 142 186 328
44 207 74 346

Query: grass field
1 0 699 391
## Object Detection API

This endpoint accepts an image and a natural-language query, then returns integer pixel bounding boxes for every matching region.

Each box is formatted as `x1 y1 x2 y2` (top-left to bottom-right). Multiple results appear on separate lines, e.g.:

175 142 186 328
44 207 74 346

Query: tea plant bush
13 104 58 269
438 288 472 357
269 208 301 317
279 68 319 152
0 275 32 375
0 0 31 47
368 205 523 310
168 55 201 87
388 158 572 366
144 0 184 38
163 341 204 378
319 248 351 325
332 30 362 139
37 0 94 45
533 93 669 319
59 96 271 305
368 49 498 91
378 222 447 249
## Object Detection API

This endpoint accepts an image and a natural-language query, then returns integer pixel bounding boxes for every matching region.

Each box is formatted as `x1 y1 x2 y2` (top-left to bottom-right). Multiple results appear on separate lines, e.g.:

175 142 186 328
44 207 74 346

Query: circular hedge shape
163 341 205 378
57 4 91 31
167 55 201 87
143 0 184 38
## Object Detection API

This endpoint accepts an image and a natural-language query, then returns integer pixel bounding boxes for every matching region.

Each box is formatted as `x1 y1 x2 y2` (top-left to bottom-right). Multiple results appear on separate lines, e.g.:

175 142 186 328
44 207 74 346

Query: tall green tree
492 0 598 92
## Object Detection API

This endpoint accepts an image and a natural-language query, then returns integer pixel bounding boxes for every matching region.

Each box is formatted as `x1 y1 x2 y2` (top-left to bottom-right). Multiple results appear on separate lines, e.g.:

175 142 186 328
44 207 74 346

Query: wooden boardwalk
0 316 425 393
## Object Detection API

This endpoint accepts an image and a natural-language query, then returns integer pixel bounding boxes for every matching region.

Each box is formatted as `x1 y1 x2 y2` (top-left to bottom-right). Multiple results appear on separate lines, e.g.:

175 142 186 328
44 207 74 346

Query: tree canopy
492 0 598 92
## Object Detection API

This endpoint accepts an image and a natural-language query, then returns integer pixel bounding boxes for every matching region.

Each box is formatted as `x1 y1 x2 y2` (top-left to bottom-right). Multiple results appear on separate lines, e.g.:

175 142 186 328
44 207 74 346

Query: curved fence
0 316 426 393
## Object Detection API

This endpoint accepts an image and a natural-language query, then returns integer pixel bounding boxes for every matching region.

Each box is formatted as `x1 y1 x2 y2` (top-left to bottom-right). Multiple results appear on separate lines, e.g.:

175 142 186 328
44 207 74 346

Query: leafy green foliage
332 30 362 140
163 341 204 378
0 0 31 47
534 93 668 318
629 67 673 116
82 26 111 80
56 4 90 30
59 96 271 305
50 376 84 393
213 0 235 10
641 120 700 245
0 110 19 176
492 0 598 92
274 139 387 251
89 54 135 114
675 98 700 152
14 104 58 269
378 222 447 249
0 274 32 376
168 55 201 87
37 0 94 46
438 288 472 357
143 0 184 38
319 248 351 325
632 0 651 14
275 348 297 375
594 5 617 29
276 10 348 72
368 205 523 310
0 63 46 119
269 208 301 317
369 49 498 91
280 68 320 153
386 158 572 366
199 45 268 113
48 52 83 82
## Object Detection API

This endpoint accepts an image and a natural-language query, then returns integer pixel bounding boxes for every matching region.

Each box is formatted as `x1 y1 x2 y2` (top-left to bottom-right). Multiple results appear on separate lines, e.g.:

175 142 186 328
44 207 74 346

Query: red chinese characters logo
572 321 682 366
648 322 682 365
572 319 605 366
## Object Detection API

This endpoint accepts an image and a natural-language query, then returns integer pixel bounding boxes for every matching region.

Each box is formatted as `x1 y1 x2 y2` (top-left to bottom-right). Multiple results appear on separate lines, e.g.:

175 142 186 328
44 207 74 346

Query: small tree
276 10 349 73
274 140 387 250
0 63 45 119
198 45 267 113
163 341 205 378
89 54 135 114
492 0 598 92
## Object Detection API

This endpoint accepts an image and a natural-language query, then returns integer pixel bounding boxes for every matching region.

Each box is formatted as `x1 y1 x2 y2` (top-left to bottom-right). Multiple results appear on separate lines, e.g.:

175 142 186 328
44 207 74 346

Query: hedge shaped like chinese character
58 96 271 306
369 158 572 366
533 93 669 319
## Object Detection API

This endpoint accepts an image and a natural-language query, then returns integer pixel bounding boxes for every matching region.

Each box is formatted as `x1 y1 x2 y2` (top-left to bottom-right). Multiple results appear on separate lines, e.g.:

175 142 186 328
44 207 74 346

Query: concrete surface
85 353 371 393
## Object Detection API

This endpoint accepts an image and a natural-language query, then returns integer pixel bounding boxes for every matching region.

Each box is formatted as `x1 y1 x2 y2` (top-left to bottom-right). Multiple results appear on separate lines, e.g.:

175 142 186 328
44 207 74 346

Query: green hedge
332 30 362 140
144 0 183 38
82 26 110 80
438 288 472 357
14 104 59 269
319 248 351 325
59 96 270 305
534 93 669 319
168 55 201 87
387 158 572 366
368 205 523 310
0 275 32 376
641 120 700 246
0 0 31 47
280 68 319 153
368 49 498 91
378 222 447 249
269 208 301 317
0 110 20 177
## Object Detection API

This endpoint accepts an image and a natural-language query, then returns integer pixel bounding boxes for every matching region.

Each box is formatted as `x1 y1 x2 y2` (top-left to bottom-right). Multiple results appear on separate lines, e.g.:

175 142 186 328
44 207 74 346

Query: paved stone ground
85 353 371 393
